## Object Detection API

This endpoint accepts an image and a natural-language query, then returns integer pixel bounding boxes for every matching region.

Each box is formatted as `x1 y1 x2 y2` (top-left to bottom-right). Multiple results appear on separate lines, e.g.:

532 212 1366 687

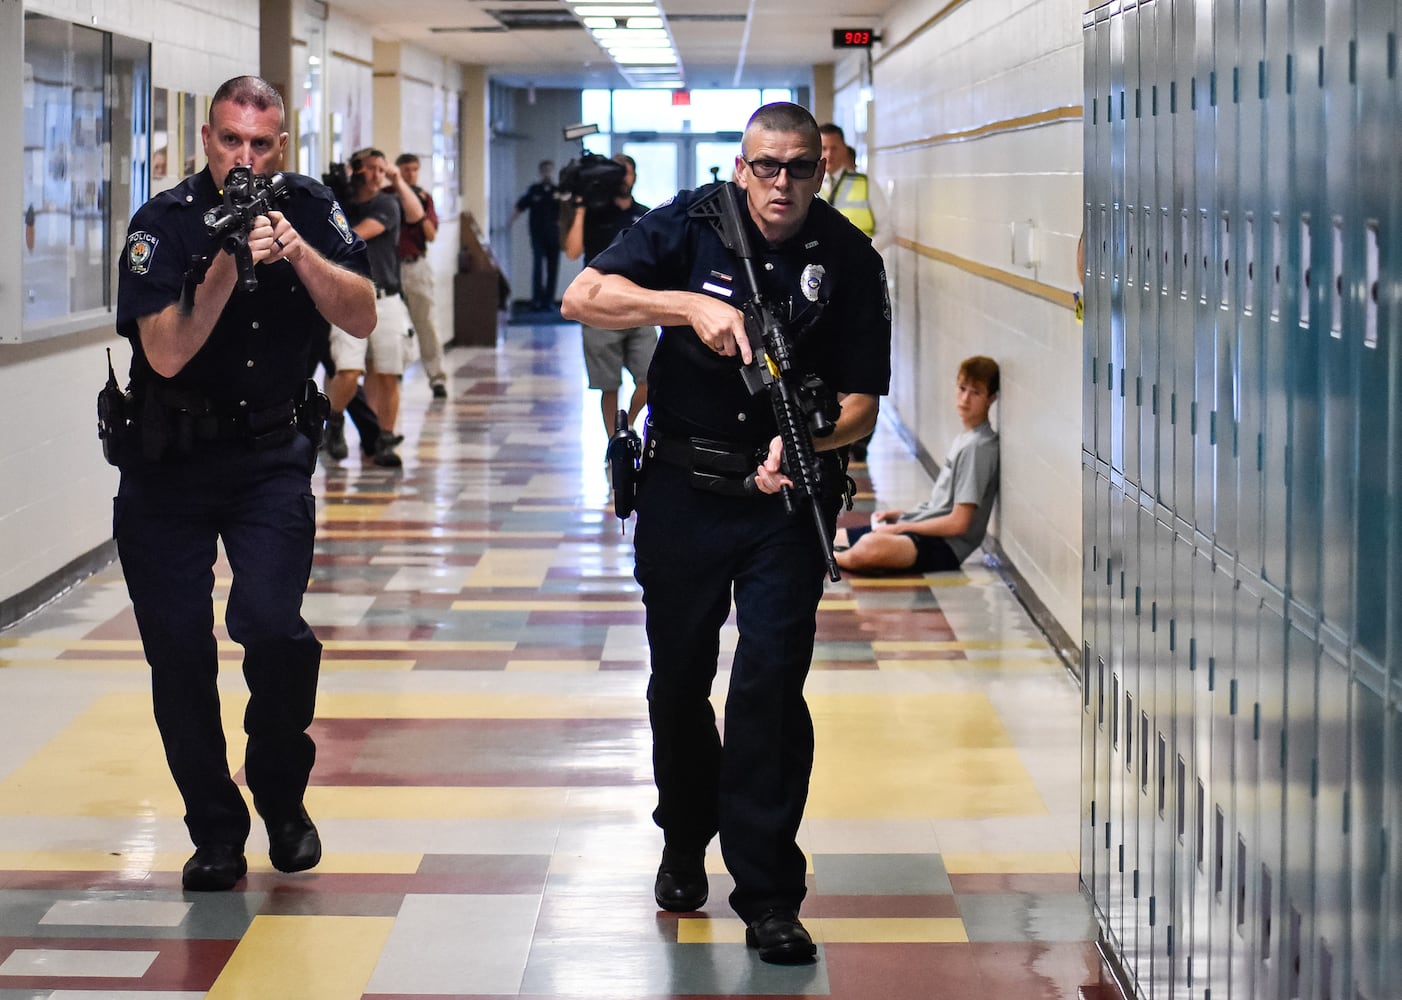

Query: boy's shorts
330 292 412 375
846 524 963 573
582 324 656 389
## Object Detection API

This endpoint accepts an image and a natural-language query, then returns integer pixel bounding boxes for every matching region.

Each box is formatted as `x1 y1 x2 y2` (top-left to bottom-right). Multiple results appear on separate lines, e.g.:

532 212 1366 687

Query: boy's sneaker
372 431 403 468
431 381 448 399
323 413 348 460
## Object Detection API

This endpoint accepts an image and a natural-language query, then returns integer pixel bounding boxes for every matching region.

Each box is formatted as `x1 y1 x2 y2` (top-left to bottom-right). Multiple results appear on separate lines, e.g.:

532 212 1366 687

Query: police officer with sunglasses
562 102 890 964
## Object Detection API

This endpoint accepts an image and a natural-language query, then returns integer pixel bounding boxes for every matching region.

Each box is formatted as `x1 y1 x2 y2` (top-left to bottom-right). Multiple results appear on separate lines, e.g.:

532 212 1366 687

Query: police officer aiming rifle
110 75 375 893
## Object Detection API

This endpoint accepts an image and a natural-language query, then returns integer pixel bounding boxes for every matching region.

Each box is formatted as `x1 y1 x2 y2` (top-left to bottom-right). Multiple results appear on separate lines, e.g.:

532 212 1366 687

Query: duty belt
643 427 763 497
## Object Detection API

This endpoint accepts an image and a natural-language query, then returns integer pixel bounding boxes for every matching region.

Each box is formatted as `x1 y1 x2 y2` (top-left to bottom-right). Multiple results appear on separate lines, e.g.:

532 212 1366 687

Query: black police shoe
181 844 247 892
654 846 708 912
431 381 448 399
372 431 403 468
323 413 349 461
745 908 818 964
266 807 322 873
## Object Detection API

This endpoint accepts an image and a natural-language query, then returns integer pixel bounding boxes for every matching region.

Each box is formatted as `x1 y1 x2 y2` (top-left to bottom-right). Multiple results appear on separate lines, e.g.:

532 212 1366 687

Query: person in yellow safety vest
819 124 875 237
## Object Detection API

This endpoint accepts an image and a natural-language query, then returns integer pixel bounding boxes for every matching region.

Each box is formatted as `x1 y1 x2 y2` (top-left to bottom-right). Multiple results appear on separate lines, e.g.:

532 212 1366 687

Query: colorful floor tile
0 322 1123 999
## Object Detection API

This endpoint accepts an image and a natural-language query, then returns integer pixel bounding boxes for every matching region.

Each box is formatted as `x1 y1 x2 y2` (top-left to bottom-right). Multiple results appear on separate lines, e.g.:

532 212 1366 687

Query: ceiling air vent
485 8 584 30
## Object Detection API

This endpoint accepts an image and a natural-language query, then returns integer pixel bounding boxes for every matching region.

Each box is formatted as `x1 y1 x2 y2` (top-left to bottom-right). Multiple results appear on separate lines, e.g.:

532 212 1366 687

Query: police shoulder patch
126 231 159 275
330 202 355 244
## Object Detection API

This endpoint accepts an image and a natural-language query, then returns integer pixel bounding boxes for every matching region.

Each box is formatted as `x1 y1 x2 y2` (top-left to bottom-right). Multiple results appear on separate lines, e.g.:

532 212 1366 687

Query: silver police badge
126 231 158 275
330 202 355 244
799 263 827 303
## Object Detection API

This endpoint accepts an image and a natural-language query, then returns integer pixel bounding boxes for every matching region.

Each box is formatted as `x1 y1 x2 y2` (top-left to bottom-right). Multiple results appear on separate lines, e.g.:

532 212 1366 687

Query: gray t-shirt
346 190 402 292
897 420 1000 561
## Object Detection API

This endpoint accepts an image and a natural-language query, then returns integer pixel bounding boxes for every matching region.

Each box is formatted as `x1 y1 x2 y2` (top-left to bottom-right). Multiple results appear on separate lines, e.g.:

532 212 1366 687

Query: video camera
557 123 627 210
322 161 353 204
203 165 290 292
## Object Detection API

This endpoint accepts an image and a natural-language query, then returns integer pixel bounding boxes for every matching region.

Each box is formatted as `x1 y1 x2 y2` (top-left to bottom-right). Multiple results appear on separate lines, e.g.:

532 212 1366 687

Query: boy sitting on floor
836 356 1000 575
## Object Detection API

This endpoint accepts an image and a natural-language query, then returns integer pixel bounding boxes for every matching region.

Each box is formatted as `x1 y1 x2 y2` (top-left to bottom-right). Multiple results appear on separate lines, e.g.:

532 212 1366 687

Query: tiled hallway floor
0 322 1120 998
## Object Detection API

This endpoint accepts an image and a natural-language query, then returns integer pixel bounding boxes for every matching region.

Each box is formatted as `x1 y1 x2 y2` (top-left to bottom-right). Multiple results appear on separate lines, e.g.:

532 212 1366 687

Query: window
16 13 149 340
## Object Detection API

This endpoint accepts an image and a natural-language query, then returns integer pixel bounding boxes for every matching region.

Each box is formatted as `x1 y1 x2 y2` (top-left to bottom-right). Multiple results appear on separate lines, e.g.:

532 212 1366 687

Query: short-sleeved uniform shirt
587 182 891 448
517 181 561 247
397 184 437 261
898 421 1000 561
347 190 402 292
117 167 368 413
582 198 650 266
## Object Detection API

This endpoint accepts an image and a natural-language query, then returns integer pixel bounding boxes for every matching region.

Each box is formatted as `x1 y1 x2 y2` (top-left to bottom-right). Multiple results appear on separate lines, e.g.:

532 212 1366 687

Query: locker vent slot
1236 836 1247 929
1158 732 1167 815
1260 864 1273 958
1213 801 1224 890
1365 222 1379 348
1288 902 1302 997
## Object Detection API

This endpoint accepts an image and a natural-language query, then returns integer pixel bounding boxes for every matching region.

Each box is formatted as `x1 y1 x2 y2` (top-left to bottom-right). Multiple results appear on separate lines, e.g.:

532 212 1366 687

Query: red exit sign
832 28 877 48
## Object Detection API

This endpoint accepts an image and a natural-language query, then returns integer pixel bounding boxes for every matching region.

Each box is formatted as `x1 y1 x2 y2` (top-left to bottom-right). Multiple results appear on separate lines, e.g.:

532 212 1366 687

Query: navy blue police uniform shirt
583 198 651 266
117 167 369 412
517 181 561 246
587 182 891 447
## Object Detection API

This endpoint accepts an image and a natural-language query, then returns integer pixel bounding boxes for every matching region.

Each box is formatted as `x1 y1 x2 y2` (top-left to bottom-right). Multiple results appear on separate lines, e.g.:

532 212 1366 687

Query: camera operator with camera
112 76 375 893
562 151 657 436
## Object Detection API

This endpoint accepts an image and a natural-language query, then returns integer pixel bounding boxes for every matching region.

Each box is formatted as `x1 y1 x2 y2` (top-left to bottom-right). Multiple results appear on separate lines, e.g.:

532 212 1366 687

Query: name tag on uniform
701 281 733 298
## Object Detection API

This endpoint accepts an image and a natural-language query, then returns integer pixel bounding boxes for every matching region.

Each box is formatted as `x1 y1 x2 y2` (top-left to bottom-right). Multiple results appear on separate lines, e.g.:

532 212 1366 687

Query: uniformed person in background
561 102 891 964
114 75 376 892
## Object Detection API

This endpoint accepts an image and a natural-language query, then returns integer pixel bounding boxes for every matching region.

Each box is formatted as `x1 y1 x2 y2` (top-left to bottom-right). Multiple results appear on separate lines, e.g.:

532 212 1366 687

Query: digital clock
832 28 877 49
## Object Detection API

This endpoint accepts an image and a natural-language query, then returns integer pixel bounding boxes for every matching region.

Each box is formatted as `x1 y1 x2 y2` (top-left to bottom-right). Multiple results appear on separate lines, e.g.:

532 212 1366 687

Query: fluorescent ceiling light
582 17 617 28
624 16 663 28
596 31 671 44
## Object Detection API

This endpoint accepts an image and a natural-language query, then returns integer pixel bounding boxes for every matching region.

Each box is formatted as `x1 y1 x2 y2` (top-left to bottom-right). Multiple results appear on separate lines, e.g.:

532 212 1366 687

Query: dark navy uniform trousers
114 433 320 849
632 457 837 922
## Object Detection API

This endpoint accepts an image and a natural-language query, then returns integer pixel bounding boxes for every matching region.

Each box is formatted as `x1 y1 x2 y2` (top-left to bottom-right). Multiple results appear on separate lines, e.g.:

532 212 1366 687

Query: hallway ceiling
325 0 893 91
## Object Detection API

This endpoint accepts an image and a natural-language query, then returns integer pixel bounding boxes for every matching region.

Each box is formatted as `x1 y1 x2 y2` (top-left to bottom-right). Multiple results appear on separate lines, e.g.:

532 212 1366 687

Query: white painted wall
845 0 1086 642
0 0 464 618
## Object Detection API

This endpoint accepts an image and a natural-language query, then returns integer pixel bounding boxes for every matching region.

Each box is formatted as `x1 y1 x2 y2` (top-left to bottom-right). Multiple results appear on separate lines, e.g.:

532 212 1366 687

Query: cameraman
114 75 375 891
563 153 657 434
325 148 422 468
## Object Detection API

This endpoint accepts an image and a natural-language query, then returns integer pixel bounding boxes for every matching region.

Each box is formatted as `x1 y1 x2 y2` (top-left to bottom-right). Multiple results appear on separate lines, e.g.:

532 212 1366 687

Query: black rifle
688 182 844 582
202 165 290 293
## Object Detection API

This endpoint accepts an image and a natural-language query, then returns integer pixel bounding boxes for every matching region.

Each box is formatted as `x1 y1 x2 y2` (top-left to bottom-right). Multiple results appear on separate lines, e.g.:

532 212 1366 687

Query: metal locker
1086 7 1110 460
1110 477 1131 951
1286 0 1328 622
1097 473 1118 927
1254 593 1288 1000
1171 0 1198 530
1229 575 1264 1000
1383 686 1402 999
1153 0 1177 510
1281 619 1319 1000
1259 0 1293 592
1312 641 1350 1000
1212 0 1241 561
1110 7 1129 475
1235 0 1269 581
1350 0 1394 665
1204 558 1240 1000
1137 4 1161 495
1083 464 1101 897
1318 0 1359 643
1191 0 1219 544
1147 514 1177 998
1123 1 1146 486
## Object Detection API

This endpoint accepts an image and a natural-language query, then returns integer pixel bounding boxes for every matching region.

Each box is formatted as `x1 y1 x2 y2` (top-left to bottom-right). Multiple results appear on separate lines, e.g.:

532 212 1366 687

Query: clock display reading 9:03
831 28 875 48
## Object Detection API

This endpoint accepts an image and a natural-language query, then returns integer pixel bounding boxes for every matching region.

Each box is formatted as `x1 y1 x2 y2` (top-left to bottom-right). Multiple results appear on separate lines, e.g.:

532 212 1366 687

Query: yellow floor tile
942 850 1080 874
807 692 1044 819
206 915 395 1000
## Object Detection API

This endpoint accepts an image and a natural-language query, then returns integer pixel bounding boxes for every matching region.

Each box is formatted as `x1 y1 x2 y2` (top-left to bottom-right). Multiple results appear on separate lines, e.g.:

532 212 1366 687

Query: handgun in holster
606 409 642 519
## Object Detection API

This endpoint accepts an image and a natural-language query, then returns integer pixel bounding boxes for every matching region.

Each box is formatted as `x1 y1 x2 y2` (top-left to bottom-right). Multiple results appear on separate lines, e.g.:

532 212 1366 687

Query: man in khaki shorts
325 149 422 467
563 153 656 434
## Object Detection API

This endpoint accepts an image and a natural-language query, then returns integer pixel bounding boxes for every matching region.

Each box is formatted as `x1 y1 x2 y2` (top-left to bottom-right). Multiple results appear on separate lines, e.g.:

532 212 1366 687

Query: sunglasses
741 156 821 180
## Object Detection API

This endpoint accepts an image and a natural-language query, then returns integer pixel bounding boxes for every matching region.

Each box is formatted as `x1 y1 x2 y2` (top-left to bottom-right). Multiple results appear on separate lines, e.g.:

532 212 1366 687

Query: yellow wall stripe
896 237 1079 310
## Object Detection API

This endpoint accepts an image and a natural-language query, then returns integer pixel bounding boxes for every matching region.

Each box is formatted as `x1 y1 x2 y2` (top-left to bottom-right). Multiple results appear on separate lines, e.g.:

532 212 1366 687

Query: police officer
114 76 375 891
561 103 891 964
